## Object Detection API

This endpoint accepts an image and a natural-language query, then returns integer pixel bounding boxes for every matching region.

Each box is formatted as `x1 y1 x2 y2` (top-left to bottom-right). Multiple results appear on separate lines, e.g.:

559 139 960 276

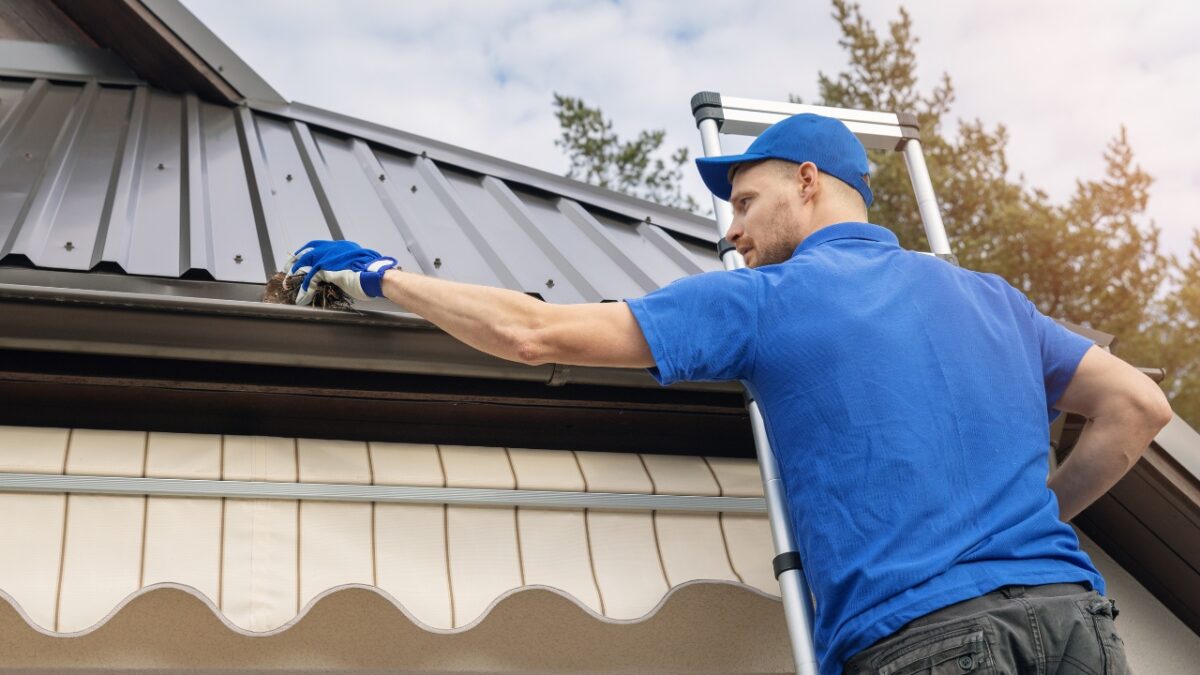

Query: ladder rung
693 92 919 151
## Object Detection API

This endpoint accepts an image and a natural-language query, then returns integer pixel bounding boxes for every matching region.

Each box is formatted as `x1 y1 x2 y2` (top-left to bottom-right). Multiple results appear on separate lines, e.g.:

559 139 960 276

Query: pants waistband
902 582 1090 631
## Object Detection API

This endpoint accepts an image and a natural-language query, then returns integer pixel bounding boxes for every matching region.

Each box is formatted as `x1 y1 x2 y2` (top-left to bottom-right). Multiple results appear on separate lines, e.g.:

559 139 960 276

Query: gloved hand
286 240 399 305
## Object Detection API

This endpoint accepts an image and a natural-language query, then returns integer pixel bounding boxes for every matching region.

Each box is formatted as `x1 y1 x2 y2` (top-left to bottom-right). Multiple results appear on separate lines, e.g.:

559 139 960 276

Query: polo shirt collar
791 221 898 258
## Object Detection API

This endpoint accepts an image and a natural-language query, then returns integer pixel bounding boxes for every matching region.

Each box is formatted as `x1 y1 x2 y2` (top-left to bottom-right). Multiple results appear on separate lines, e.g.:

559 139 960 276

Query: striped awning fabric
0 425 786 671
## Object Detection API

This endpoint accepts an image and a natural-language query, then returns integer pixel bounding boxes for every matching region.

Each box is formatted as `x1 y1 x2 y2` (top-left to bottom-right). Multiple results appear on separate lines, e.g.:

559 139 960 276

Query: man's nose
724 220 743 243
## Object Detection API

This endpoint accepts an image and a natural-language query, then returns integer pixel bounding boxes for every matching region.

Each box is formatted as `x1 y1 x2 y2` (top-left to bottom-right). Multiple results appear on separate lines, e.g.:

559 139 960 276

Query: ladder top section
691 91 920 151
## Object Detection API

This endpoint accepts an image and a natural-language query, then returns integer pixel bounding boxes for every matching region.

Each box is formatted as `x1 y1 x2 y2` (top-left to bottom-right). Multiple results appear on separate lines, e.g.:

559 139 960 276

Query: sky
180 0 1199 261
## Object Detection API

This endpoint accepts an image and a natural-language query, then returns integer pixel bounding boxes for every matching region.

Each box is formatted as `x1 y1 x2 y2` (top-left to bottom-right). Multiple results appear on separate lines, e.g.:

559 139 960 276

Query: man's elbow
1115 382 1173 463
1141 385 1174 433
513 328 551 366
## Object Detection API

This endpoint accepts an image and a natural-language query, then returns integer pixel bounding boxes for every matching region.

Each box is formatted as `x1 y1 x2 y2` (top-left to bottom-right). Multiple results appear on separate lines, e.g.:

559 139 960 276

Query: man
287 113 1170 674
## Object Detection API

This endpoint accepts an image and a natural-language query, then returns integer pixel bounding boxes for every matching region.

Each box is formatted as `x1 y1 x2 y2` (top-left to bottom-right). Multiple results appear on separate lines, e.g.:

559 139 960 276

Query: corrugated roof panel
8 84 127 272
678 237 726 274
370 150 513 287
244 114 339 273
516 192 651 302
0 80 30 126
301 127 423 276
481 177 605 303
193 98 266 282
0 78 723 303
0 81 85 257
434 165 591 303
584 208 708 289
106 88 187 278
636 221 708 277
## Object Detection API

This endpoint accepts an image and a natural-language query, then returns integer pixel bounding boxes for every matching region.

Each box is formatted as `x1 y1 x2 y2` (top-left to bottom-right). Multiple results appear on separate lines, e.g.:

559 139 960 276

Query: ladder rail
692 91 953 675
696 113 821 675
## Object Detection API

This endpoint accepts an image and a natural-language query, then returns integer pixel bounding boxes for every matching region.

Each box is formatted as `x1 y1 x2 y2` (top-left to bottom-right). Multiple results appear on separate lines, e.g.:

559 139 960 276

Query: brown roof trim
51 0 239 103
0 348 755 457
0 0 97 47
1059 414 1200 637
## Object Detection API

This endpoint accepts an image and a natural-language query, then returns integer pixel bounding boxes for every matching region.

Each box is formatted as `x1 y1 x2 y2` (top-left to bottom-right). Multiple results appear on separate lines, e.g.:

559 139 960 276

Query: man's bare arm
1047 345 1173 521
380 268 655 369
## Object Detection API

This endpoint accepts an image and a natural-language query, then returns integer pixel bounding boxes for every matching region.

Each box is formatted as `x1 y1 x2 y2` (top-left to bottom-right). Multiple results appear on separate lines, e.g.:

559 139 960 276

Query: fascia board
0 281 738 394
0 39 143 85
138 0 286 105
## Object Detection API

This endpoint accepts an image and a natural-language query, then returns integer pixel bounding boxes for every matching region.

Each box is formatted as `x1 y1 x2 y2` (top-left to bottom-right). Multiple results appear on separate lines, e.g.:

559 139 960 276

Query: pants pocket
1077 595 1129 675
873 626 995 675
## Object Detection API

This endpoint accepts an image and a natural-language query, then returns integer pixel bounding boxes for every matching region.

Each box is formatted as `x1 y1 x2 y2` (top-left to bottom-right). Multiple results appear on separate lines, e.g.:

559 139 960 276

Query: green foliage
552 94 700 212
1161 232 1200 424
548 0 1198 429
813 0 1195 428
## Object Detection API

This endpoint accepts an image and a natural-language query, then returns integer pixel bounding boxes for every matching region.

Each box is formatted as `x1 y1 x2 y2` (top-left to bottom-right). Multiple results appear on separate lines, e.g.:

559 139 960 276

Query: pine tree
551 0 1198 428
810 0 1190 424
552 94 699 212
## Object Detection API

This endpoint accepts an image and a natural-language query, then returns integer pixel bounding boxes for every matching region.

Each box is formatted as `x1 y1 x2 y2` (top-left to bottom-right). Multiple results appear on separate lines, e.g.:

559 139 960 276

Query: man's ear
798 161 820 201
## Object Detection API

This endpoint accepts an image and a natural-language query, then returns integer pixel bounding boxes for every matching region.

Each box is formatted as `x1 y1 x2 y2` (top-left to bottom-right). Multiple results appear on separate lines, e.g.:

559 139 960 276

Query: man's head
696 113 873 268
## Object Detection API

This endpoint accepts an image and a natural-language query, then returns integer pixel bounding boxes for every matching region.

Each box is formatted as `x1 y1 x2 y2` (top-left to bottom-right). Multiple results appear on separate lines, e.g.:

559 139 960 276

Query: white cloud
181 0 1199 259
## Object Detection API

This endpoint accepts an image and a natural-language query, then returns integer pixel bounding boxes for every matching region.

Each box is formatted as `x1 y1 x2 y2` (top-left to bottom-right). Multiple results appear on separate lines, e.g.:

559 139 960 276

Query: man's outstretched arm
380 268 656 369
1048 345 1174 521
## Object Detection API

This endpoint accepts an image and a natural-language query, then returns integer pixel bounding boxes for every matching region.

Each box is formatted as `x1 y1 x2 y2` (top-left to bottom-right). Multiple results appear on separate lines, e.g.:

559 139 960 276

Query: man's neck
801 213 871 243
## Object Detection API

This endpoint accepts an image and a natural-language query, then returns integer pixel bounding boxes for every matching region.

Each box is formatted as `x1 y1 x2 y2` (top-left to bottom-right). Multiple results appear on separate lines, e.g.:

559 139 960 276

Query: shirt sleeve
624 268 759 386
1019 292 1095 423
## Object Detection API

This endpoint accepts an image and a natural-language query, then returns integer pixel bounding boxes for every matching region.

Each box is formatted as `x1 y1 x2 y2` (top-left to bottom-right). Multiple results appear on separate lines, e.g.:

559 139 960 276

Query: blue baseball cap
696 113 873 207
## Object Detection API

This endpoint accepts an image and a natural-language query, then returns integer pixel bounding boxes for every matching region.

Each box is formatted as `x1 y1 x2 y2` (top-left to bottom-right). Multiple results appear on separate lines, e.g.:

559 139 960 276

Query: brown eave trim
0 281 739 394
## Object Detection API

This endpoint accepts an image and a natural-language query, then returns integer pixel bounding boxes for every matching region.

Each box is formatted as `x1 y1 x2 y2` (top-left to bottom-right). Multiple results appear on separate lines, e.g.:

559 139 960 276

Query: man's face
725 160 807 268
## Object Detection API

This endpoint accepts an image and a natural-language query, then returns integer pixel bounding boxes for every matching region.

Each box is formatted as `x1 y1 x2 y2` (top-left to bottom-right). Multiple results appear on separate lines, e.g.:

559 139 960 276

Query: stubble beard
751 195 801 267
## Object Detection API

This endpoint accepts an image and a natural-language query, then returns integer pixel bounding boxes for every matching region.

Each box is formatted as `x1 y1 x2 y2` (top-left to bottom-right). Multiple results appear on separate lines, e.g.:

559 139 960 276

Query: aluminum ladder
690 92 954 675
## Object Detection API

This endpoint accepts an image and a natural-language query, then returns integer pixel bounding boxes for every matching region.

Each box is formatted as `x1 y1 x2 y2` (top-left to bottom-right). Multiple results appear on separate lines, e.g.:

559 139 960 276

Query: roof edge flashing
0 40 142 85
136 0 286 105
0 282 739 394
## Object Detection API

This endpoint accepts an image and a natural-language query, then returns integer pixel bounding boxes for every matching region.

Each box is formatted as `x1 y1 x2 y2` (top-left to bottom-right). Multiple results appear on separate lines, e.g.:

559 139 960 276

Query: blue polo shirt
624 221 1103 675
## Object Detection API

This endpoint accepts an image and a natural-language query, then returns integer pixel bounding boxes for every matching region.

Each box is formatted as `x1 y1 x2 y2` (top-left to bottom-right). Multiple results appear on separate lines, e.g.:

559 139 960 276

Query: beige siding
221 435 299 632
642 454 740 587
0 426 776 634
441 445 524 626
508 448 602 614
141 433 222 602
370 442 452 628
0 426 68 630
707 456 778 593
297 439 374 609
575 451 670 619
3 425 1200 673
57 429 147 633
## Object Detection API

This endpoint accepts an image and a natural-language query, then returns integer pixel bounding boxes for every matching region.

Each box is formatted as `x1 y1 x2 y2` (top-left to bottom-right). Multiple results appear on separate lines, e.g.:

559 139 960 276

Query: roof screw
157 162 165 170
420 150 428 159
234 254 243 263
285 173 293 182
64 241 74 251
23 152 32 160
644 216 652 223
410 185 418 193
545 278 555 288
217 64 225 72
433 257 442 269
379 173 386 182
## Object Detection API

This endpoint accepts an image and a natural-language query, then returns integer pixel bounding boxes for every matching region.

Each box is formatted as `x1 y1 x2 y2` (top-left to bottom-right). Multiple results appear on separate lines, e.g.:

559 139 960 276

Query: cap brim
695 152 767 202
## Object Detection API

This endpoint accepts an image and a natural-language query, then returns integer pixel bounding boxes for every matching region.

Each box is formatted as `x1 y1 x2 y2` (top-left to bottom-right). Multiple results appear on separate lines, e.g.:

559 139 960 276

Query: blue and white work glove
286 240 399 305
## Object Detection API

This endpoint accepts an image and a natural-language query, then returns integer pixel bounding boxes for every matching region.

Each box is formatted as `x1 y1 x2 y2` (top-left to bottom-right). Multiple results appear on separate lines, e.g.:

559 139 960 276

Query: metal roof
0 76 722 306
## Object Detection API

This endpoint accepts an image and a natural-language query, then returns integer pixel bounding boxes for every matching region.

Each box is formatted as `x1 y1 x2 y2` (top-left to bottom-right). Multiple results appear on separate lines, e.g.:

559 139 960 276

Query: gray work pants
843 582 1129 674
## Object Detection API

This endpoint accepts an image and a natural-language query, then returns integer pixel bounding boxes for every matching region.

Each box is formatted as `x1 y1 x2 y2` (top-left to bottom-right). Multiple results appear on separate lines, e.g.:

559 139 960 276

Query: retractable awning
0 425 790 673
